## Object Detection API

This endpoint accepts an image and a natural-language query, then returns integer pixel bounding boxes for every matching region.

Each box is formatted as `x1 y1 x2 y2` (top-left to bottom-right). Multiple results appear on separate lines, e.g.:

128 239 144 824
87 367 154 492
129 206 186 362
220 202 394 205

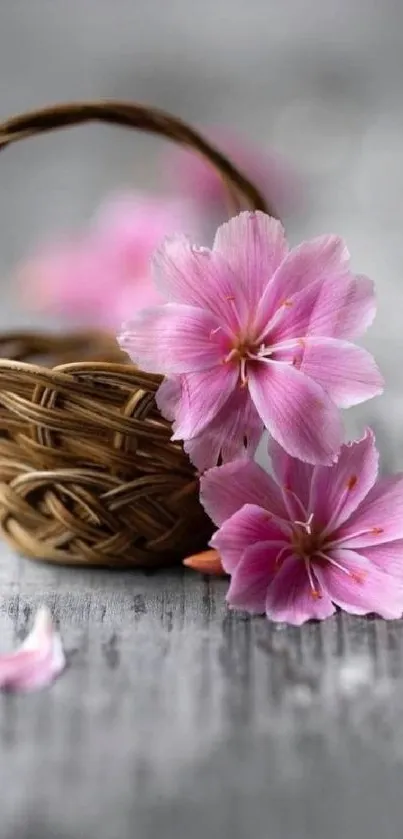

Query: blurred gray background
1 4 403 838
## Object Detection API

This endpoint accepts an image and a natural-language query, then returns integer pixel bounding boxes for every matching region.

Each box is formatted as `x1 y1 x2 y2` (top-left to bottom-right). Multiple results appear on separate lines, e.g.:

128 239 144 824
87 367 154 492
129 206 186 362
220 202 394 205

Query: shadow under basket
0 100 268 568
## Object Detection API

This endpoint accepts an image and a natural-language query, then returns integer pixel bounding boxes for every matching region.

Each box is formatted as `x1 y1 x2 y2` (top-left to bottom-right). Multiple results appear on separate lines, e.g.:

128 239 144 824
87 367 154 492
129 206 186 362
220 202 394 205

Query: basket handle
0 100 270 216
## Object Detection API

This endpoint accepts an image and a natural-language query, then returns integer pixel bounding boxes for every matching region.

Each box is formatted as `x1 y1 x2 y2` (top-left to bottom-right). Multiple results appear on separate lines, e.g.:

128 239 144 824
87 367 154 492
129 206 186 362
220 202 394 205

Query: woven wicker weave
0 101 268 568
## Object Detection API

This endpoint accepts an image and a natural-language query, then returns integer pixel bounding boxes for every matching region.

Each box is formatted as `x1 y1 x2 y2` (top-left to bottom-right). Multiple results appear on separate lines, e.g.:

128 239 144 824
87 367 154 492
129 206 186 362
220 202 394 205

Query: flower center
291 513 322 559
224 338 267 386
287 513 367 600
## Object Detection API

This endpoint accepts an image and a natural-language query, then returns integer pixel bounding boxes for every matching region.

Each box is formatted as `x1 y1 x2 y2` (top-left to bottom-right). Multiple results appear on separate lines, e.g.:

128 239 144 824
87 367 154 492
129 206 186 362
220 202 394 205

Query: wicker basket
0 101 268 568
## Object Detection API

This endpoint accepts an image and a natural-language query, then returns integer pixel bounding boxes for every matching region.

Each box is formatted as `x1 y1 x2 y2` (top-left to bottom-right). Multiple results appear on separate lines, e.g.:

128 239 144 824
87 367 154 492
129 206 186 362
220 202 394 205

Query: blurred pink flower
200 430 403 625
19 193 192 328
165 128 301 217
0 606 65 692
120 211 382 467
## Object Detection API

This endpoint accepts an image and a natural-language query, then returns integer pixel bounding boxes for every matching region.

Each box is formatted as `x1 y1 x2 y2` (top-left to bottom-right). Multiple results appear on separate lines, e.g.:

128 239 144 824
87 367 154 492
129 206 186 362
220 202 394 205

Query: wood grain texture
1 546 403 839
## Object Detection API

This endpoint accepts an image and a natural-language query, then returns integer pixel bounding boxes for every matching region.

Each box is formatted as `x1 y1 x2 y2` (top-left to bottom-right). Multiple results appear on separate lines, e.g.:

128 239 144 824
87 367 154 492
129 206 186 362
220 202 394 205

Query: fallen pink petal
0 606 66 692
119 211 383 469
200 429 403 625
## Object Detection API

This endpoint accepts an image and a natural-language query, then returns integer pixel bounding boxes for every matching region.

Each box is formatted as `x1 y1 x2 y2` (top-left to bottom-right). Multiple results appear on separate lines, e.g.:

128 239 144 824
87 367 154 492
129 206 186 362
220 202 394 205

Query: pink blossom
200 430 403 625
165 128 301 217
0 606 65 692
156 376 262 471
120 211 382 467
19 192 192 328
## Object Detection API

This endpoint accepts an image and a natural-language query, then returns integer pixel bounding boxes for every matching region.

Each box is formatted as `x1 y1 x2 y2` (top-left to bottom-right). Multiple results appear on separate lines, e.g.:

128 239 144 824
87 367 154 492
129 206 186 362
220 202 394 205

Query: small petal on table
0 607 65 693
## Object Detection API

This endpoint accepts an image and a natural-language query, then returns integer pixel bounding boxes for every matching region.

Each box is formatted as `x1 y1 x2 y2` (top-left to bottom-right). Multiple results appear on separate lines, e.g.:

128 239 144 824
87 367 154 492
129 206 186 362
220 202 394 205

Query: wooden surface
1 545 403 839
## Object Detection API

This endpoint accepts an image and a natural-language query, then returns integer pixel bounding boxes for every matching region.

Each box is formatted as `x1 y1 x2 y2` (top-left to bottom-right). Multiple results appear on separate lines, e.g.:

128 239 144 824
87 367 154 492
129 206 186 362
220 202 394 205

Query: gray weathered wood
2 548 403 839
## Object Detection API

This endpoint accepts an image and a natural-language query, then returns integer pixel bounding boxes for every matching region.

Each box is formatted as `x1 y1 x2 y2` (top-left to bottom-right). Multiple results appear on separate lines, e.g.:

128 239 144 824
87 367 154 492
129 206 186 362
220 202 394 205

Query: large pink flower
200 430 403 625
119 211 382 466
19 192 191 329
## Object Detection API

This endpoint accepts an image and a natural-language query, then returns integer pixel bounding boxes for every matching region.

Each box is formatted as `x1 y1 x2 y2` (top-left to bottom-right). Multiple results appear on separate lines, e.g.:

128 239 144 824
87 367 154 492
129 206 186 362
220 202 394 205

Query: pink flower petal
172 364 239 439
213 211 288 306
119 303 227 374
335 274 377 339
0 607 65 693
254 234 349 330
155 376 181 422
265 556 335 625
200 458 287 526
153 236 248 334
226 540 283 613
184 387 263 471
211 503 287 573
248 362 343 464
262 272 375 347
310 429 379 533
360 541 403 579
316 549 403 619
337 474 403 548
293 337 383 408
184 429 228 475
269 438 314 512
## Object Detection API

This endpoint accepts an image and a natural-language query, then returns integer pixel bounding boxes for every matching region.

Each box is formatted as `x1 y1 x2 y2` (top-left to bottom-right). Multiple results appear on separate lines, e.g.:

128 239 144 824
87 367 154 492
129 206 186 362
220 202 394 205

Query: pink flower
200 430 403 625
19 192 192 329
0 606 65 692
119 211 382 467
155 376 262 472
165 128 301 217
